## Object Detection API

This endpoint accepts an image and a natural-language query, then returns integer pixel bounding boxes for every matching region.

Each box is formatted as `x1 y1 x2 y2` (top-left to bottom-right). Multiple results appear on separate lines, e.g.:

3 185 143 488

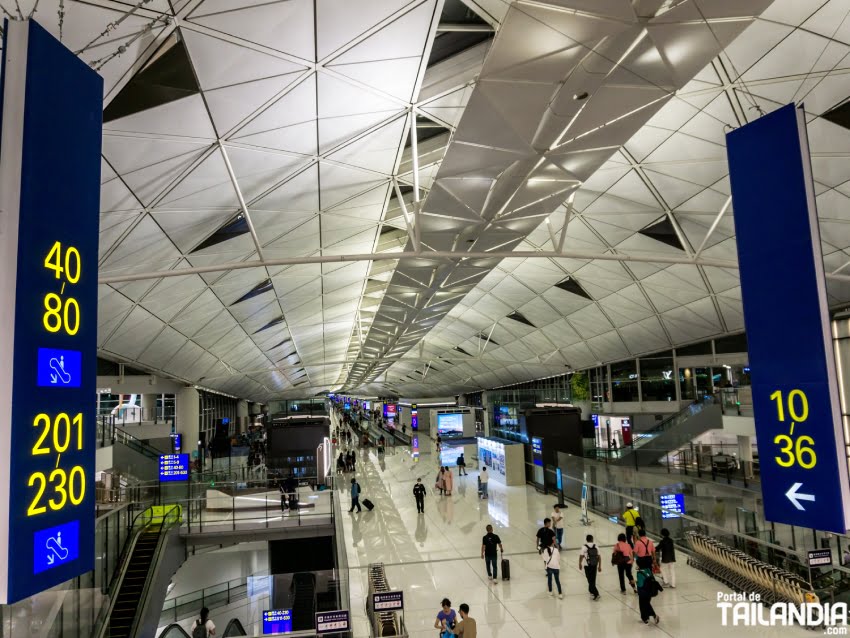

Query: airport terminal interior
4 0 850 636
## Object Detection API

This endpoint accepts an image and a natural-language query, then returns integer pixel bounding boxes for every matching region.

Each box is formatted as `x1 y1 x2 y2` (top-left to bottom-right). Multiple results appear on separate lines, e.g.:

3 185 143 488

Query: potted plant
570 372 592 420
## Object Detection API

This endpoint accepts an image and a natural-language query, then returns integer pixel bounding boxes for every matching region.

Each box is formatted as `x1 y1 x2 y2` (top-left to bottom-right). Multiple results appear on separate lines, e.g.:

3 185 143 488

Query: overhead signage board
159 454 190 482
727 103 850 533
263 609 293 634
660 493 684 519
372 591 404 611
0 19 102 603
315 610 350 634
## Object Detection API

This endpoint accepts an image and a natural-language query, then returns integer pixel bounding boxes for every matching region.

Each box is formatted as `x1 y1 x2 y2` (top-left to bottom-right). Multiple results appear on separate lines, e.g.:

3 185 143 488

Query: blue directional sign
159 454 190 482
263 609 293 634
36 348 81 388
33 520 79 574
0 19 102 602
727 103 850 533
659 493 684 520
531 437 544 466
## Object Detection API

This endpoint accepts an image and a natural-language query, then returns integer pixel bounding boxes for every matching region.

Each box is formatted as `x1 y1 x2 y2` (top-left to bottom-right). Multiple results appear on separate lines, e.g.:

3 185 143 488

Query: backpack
192 620 208 638
585 544 599 569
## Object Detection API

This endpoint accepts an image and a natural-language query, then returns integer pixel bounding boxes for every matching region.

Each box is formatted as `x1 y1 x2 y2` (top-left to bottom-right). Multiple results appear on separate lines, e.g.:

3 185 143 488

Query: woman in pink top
612 532 636 593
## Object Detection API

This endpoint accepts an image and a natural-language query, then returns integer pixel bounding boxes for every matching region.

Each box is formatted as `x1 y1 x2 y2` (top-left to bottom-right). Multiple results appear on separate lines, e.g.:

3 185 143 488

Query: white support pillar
176 387 200 460
237 399 249 434
737 435 754 479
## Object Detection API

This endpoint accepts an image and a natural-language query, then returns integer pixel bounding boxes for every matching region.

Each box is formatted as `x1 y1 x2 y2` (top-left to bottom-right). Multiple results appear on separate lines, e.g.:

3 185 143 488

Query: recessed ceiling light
573 92 589 101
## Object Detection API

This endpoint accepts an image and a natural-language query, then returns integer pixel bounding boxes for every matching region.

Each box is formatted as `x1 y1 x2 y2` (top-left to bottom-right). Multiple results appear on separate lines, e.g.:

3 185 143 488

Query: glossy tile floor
335 424 808 637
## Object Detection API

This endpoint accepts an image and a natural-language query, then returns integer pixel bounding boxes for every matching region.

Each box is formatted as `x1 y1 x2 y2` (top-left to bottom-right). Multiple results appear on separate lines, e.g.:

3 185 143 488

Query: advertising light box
0 19 102 603
437 412 463 436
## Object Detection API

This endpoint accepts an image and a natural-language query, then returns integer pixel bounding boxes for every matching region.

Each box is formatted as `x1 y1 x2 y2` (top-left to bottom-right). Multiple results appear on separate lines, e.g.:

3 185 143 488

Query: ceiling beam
99 250 738 284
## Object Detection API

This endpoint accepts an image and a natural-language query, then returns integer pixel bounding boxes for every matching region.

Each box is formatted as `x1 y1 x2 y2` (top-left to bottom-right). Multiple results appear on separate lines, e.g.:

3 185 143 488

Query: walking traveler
349 477 362 513
480 524 503 582
657 528 677 588
414 478 427 513
436 468 446 495
611 532 636 593
444 466 454 496
636 566 662 624
450 604 476 638
536 518 556 553
623 502 639 548
542 537 563 599
634 529 656 569
434 598 457 638
578 534 601 600
457 453 468 476
551 504 564 547
191 607 216 637
479 467 489 499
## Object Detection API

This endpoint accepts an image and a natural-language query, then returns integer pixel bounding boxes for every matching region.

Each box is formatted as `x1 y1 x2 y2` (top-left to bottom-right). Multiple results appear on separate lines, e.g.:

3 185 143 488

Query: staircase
109 523 165 638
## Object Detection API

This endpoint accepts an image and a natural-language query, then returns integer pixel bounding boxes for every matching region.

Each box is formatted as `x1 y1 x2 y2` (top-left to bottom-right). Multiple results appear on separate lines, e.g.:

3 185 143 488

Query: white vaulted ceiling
9 0 850 400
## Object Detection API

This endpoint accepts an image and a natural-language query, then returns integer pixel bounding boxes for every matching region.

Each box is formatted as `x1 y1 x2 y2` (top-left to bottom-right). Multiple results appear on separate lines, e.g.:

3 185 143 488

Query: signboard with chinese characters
315 610 350 634
659 493 685 519
807 549 833 567
372 591 404 611
159 454 190 482
0 19 102 603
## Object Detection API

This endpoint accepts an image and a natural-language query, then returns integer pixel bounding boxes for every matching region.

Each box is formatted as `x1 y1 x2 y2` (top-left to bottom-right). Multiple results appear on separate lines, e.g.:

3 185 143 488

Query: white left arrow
786 482 816 511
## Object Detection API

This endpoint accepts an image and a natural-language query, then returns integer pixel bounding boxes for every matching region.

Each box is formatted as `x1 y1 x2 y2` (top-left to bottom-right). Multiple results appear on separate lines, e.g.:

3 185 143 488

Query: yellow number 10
770 389 809 422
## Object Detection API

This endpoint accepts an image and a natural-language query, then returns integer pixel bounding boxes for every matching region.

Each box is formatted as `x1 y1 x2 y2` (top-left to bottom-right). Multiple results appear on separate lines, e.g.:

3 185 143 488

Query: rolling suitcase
363 498 375 511
501 558 510 581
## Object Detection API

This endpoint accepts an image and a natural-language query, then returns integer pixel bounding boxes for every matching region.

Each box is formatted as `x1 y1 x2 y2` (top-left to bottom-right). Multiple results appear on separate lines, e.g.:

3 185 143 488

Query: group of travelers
435 466 454 495
336 450 357 474
434 600 477 638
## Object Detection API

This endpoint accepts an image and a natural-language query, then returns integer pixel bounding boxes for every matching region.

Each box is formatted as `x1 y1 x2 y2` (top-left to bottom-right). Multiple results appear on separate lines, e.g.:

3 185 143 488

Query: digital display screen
440 445 463 467
591 414 599 428
411 404 418 431
660 493 685 519
0 20 102 603
170 433 182 452
263 609 293 634
384 403 397 418
531 437 543 466
344 402 351 411
159 454 190 482
437 413 463 436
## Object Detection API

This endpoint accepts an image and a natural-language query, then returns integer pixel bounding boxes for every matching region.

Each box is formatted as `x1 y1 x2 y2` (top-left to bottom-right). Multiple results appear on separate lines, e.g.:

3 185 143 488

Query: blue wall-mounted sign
263 609 293 634
727 103 850 533
659 493 684 519
531 437 543 466
0 19 102 603
159 454 190 482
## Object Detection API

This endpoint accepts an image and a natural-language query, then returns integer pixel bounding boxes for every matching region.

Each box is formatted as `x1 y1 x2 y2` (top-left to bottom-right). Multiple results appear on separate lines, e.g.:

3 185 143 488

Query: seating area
366 563 404 638
686 532 816 604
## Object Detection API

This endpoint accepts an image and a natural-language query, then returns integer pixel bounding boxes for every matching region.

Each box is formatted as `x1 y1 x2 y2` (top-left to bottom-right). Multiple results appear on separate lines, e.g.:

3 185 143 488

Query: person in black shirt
413 477 427 513
536 518 556 554
657 528 677 588
481 524 504 582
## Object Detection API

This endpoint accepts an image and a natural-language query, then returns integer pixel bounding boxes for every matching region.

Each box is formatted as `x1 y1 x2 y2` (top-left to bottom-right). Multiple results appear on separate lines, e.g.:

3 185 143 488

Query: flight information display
263 609 293 634
159 454 190 482
0 20 102 603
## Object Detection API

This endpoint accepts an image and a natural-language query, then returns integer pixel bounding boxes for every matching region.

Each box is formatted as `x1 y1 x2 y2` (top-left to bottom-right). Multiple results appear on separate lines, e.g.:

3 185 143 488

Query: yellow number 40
44 241 81 284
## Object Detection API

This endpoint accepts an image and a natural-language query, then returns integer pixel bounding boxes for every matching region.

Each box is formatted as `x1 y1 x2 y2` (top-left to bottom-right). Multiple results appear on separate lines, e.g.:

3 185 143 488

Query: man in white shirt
479 467 489 499
551 504 564 547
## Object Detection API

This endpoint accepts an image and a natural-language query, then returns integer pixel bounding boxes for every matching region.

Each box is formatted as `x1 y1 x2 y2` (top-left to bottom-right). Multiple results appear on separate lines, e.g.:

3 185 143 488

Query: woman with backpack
191 607 216 637
611 532 637 593
636 566 661 624
542 536 563 599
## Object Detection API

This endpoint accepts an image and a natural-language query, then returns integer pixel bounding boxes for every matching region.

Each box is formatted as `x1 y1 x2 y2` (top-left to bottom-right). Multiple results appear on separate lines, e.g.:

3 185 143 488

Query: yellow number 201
43 293 80 335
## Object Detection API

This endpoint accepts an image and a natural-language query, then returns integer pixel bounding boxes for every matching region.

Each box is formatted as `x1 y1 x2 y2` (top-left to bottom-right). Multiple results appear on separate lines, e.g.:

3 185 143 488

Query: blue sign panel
170 433 182 452
556 468 562 491
531 437 543 466
33 520 79 574
263 609 293 634
36 348 81 388
159 454 190 482
659 493 684 519
0 19 102 602
727 103 850 533
591 414 599 428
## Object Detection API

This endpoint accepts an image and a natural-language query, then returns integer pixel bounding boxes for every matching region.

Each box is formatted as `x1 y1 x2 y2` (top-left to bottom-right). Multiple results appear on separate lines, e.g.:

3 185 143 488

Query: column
737 434 754 479
141 393 158 422
176 387 200 460
237 399 249 434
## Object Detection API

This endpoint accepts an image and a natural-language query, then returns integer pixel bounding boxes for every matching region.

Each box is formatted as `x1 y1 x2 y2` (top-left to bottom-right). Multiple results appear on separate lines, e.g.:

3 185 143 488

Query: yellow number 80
43 293 80 335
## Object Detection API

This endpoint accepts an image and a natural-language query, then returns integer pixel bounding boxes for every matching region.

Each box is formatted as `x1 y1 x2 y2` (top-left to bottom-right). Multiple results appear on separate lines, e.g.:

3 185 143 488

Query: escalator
109 524 165 637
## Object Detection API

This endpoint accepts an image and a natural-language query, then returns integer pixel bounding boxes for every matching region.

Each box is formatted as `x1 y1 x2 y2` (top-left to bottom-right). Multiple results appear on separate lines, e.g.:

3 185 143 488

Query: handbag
612 549 629 566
